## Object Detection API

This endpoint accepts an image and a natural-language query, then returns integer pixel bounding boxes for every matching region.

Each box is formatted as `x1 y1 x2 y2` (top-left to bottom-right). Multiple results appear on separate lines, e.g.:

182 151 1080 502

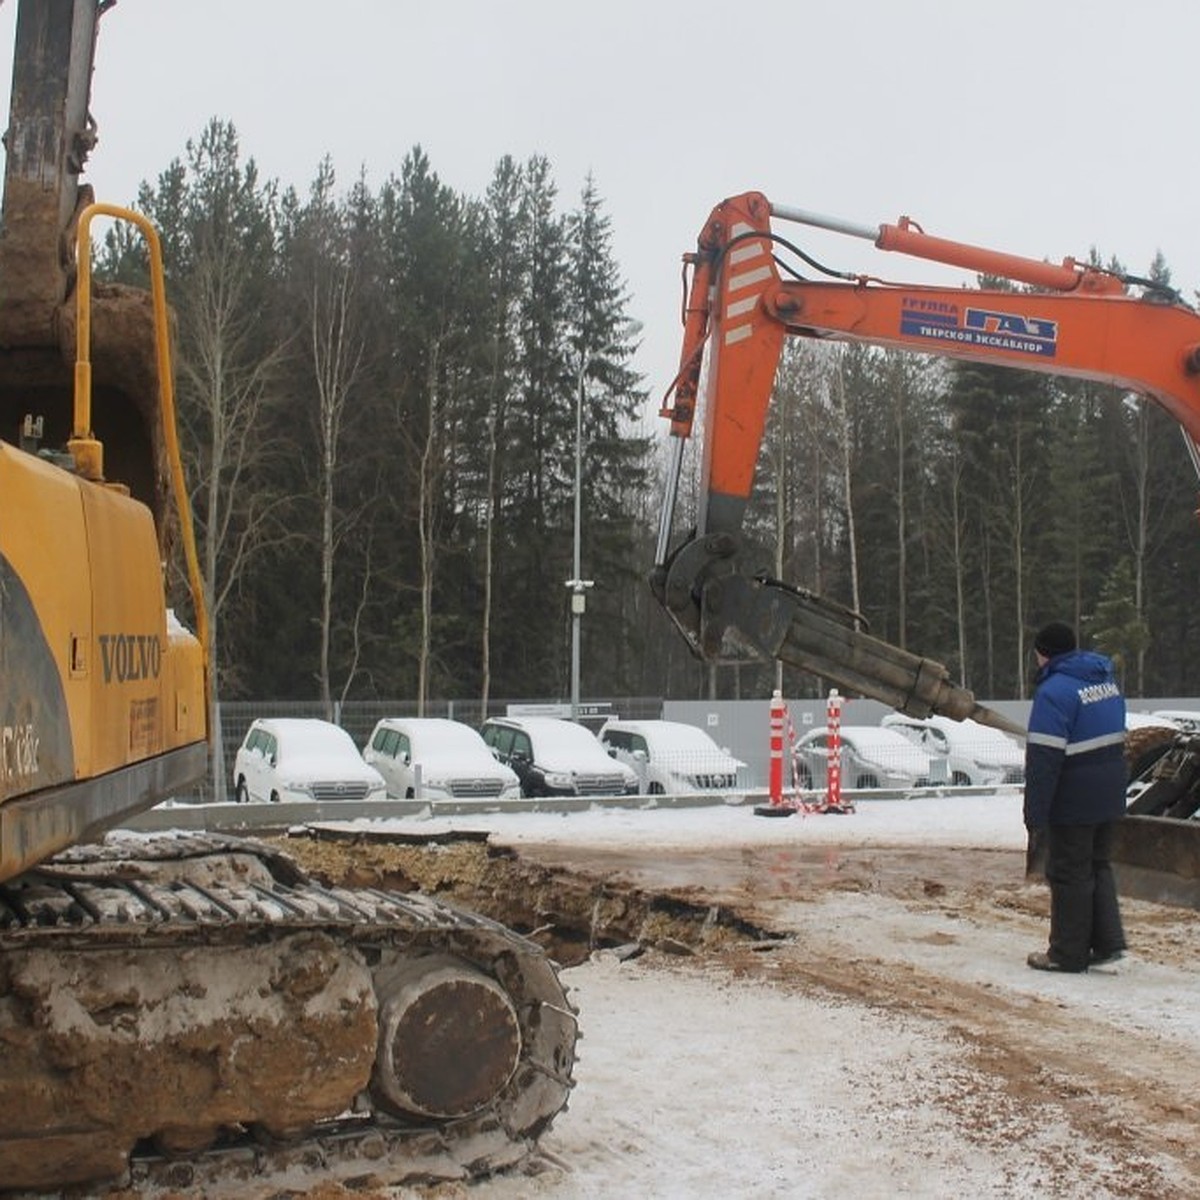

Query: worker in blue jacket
1024 621 1127 972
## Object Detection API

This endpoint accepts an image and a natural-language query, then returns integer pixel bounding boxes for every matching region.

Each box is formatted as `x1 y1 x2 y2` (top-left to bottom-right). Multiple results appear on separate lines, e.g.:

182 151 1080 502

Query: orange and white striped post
769 689 786 806
756 689 798 817
826 688 843 811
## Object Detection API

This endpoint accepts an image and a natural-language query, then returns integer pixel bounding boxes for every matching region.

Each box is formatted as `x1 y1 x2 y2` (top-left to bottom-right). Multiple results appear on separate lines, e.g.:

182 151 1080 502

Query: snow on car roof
1126 711 1180 730
257 718 380 775
262 718 357 751
927 716 1023 747
830 725 920 748
500 717 601 746
886 713 1020 743
1150 709 1200 728
390 718 490 754
608 721 726 753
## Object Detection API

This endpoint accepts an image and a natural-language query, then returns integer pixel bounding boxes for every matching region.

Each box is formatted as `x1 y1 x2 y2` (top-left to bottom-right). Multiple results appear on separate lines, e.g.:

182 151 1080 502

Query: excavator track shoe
0 833 578 1193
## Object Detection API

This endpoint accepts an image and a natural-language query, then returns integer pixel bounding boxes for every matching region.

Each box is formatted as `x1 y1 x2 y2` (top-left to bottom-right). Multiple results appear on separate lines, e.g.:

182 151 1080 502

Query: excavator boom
654 188 1200 905
0 0 102 344
652 191 1200 738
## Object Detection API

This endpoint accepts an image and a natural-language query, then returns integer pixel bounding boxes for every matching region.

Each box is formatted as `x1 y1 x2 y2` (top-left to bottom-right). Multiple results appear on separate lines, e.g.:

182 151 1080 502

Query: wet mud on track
274 829 1200 1200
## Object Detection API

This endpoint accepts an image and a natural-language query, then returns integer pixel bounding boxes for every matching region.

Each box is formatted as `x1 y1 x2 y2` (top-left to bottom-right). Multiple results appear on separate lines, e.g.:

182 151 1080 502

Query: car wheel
794 762 813 789
405 787 414 799
856 773 879 789
648 782 665 795
952 771 971 787
235 778 249 804
270 790 281 804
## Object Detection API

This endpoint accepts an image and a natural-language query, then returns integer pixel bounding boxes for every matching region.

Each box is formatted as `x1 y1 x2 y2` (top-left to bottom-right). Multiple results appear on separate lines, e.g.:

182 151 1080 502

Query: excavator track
0 833 578 1194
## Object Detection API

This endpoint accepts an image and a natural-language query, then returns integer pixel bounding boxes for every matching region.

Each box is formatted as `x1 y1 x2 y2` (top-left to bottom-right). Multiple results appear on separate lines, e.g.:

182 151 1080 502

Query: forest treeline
99 119 1200 710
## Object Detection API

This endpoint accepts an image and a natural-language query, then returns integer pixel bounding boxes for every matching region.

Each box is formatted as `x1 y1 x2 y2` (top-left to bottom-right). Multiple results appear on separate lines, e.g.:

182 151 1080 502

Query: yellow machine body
0 442 206 880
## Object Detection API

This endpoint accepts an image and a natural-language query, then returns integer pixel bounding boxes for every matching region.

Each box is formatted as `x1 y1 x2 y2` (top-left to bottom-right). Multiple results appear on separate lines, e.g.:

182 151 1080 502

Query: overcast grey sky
2 0 1197 420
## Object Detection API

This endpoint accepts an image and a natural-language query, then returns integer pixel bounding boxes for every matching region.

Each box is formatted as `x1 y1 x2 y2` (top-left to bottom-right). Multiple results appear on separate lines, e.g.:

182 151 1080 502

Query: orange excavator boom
651 191 1200 735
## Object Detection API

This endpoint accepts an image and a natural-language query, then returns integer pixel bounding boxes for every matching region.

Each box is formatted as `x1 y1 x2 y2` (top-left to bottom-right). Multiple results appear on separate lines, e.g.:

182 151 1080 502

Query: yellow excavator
0 2 575 1191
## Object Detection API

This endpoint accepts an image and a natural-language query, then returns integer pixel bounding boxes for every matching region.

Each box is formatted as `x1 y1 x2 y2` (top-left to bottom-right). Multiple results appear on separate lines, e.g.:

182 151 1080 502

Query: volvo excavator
652 189 1200 906
0 2 575 1192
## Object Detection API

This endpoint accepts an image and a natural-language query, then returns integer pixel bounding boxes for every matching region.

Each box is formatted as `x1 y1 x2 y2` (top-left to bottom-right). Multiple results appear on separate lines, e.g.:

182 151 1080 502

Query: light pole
567 365 593 719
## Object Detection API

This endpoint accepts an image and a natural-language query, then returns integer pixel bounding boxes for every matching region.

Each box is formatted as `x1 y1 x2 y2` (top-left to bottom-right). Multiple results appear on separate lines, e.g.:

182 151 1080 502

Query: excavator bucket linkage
651 531 1024 737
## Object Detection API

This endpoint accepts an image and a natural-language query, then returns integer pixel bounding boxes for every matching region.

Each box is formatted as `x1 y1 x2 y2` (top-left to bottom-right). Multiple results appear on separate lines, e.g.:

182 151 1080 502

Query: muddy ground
265 827 1200 1199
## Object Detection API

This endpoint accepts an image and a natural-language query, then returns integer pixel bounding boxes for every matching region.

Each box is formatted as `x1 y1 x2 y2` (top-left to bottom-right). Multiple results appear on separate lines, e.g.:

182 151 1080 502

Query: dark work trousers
1045 821 1126 970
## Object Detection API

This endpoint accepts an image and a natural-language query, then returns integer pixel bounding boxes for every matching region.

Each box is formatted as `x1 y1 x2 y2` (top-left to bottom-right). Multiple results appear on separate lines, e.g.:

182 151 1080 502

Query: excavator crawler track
0 833 578 1194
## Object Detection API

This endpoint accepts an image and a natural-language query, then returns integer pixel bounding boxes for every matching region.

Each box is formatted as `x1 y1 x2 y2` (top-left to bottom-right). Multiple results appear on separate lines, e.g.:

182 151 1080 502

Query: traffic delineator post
753 688 855 817
754 689 795 817
822 688 854 814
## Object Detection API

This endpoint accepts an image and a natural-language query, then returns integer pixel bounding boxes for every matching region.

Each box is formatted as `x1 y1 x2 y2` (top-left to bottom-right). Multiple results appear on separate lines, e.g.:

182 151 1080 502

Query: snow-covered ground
383 789 1032 853
340 792 1200 1200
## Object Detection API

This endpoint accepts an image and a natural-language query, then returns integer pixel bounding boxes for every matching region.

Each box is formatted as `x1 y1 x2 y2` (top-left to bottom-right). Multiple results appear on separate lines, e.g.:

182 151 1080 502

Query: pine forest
97 121 1200 711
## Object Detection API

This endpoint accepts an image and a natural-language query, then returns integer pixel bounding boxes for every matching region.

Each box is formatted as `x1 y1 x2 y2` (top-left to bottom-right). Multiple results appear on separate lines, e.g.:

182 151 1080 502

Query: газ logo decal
900 299 1058 358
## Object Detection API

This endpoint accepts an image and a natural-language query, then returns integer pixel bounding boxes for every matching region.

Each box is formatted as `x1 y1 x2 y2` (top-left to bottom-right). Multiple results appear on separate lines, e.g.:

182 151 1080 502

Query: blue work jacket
1024 649 1127 828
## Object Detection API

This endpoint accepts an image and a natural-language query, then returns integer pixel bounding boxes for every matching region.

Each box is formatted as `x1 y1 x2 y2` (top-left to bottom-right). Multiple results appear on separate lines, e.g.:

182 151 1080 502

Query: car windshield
274 721 362 767
507 718 622 772
407 721 489 757
517 719 600 750
837 727 928 766
837 727 908 750
641 724 725 754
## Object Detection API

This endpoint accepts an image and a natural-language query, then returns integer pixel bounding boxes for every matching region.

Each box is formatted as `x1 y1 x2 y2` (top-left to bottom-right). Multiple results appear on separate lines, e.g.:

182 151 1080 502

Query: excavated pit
274 828 781 966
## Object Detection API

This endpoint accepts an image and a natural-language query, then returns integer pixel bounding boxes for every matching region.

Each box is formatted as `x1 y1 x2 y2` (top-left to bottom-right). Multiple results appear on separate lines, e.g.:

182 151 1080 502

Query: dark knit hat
1034 621 1076 658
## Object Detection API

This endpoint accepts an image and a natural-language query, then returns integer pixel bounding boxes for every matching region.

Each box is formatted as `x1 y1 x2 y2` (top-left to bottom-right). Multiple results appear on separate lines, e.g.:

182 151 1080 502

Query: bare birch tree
306 261 365 716
140 121 290 798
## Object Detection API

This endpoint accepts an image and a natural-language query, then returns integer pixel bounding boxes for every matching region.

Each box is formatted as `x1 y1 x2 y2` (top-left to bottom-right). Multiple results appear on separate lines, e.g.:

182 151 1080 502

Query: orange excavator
0 3 575 1191
652 190 1200 902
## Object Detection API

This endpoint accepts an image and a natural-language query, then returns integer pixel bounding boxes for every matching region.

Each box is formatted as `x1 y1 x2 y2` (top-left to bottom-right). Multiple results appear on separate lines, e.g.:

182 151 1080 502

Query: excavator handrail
74 201 211 667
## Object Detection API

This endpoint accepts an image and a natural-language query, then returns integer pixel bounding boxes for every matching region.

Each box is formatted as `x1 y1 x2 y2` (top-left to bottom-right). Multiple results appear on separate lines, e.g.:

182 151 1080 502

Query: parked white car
792 725 934 790
881 713 1024 787
1126 711 1181 731
233 717 387 804
1149 710 1200 733
480 716 638 798
363 717 521 801
598 718 745 795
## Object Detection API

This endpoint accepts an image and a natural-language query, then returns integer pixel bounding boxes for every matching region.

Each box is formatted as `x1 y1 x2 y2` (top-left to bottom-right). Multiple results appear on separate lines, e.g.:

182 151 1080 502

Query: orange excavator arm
651 191 1200 731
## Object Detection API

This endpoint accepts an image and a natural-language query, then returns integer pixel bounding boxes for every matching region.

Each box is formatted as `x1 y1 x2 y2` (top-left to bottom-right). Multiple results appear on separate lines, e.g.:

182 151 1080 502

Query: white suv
364 717 521 801
880 713 1023 787
233 717 387 804
599 718 744 795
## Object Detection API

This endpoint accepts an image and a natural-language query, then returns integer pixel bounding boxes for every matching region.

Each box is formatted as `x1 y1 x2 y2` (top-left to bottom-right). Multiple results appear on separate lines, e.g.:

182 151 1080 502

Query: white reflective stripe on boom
723 223 771 346
729 240 766 266
727 264 772 292
725 296 758 318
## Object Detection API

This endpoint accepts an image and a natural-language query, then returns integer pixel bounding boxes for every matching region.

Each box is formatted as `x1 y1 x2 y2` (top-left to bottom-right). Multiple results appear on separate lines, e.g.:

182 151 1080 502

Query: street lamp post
567 365 593 719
